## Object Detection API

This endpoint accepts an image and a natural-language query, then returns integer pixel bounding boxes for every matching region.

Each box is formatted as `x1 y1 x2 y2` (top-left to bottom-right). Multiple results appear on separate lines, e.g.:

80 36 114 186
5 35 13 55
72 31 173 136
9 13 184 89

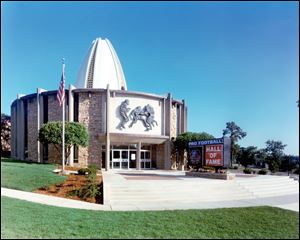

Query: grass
1 157 67 191
1 196 299 239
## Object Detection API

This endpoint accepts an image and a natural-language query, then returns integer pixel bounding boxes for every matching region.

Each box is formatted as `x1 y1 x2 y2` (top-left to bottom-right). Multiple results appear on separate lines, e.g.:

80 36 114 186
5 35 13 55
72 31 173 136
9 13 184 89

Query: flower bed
35 173 103 204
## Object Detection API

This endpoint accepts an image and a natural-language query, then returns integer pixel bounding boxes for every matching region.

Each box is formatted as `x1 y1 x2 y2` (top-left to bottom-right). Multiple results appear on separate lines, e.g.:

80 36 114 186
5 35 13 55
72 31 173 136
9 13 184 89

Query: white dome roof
75 38 127 90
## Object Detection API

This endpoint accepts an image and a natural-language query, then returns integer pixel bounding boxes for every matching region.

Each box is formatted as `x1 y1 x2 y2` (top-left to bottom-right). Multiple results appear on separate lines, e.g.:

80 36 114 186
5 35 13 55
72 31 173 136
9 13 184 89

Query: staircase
234 175 299 198
103 172 256 210
102 171 299 211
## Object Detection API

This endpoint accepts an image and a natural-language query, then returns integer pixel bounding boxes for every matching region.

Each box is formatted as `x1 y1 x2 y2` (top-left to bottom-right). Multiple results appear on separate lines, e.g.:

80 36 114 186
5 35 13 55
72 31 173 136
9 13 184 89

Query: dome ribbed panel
75 37 127 90
86 40 99 88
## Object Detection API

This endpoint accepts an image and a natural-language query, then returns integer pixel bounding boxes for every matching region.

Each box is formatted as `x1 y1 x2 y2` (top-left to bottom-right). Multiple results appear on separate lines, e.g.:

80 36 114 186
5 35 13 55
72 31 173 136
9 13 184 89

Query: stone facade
27 97 38 161
170 104 178 139
78 92 104 168
11 89 187 170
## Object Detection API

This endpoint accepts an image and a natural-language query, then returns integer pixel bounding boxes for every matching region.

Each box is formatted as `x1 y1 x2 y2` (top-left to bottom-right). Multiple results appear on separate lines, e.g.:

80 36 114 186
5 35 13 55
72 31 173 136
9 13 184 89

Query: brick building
11 38 187 170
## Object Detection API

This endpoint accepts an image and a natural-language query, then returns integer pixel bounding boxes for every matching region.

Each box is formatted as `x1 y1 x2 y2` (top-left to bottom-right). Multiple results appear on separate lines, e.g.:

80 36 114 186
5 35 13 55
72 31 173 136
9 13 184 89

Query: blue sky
1 1 299 155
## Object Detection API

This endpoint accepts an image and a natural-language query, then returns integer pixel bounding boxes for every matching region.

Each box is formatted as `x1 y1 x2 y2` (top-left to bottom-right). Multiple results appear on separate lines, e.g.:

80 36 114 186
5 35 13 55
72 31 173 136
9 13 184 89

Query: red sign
205 144 223 166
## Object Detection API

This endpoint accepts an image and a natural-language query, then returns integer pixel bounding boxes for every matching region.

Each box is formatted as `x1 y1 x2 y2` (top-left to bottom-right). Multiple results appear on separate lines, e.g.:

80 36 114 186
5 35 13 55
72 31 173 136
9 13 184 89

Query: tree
236 146 257 168
255 148 268 167
174 132 215 152
38 121 89 162
265 140 287 172
280 155 297 172
223 121 247 166
1 113 11 156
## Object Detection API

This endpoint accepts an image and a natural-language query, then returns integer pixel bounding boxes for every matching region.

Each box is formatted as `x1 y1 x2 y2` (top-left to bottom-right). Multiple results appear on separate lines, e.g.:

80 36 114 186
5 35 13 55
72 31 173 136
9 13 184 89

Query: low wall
186 171 235 180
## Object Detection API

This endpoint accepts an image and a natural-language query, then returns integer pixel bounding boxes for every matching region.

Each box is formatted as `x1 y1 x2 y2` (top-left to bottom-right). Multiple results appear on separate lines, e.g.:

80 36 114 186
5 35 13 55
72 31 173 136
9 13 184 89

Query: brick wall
47 94 64 163
156 143 165 169
27 98 38 162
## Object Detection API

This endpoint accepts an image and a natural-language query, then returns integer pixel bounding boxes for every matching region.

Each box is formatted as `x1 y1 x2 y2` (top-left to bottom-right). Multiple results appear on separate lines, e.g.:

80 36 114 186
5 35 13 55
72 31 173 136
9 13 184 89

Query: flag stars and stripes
57 62 65 106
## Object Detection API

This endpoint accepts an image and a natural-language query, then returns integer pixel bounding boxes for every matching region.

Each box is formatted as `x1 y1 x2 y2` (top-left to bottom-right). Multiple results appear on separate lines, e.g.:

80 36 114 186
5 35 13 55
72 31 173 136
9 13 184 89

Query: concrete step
109 183 235 190
235 178 294 185
235 176 299 198
109 190 251 198
237 183 299 191
108 194 257 203
108 185 239 192
248 188 299 196
108 187 246 194
236 179 298 186
108 181 234 187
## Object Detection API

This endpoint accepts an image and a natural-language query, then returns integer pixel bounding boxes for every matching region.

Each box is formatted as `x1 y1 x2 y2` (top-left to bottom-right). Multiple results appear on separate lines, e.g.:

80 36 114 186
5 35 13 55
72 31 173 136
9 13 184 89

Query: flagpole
62 58 65 174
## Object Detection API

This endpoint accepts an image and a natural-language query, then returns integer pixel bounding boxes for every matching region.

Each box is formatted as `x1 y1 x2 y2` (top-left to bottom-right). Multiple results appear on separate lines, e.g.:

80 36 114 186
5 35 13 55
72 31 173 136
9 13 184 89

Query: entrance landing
118 172 183 180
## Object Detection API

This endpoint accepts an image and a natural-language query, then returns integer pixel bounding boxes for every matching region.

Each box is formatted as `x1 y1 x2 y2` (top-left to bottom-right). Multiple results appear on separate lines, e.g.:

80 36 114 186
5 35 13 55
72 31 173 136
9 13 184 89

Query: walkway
1 170 299 212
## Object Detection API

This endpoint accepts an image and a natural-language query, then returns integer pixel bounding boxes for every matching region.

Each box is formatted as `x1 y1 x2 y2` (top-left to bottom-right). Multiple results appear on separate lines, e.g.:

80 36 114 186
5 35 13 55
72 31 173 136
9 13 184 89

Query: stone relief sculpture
116 99 130 130
143 104 158 131
116 100 158 131
128 106 147 128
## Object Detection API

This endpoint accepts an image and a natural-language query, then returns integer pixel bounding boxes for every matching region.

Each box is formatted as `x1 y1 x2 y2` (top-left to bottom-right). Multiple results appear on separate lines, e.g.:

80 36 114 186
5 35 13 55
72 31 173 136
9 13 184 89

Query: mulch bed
34 174 103 204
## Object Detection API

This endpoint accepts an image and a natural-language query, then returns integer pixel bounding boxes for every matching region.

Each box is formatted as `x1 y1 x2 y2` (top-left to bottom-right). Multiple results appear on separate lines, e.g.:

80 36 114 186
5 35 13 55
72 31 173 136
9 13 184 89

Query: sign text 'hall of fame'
205 144 223 166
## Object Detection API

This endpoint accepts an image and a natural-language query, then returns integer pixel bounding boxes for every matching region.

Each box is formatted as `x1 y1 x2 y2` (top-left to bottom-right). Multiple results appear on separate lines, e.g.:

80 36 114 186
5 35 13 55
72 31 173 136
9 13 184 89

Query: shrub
293 168 299 175
258 169 267 175
243 168 252 174
203 166 215 171
77 164 100 200
88 164 98 175
77 168 90 175
77 180 99 200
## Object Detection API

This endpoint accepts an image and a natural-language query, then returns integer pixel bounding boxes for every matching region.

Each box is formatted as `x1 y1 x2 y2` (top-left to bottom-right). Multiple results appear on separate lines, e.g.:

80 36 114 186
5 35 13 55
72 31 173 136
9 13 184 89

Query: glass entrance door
109 145 151 170
129 151 136 169
112 150 121 169
121 150 129 169
141 150 151 169
112 149 130 170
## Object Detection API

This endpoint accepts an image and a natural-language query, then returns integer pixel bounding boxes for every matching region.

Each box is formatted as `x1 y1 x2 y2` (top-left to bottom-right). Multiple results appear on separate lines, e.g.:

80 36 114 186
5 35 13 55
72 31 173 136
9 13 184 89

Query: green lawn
1 157 66 191
1 196 299 239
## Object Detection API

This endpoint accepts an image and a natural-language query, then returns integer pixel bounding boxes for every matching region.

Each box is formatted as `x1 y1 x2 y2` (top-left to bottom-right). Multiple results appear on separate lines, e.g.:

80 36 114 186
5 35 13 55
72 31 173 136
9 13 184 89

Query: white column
68 84 76 166
136 142 141 170
37 88 46 163
105 85 110 171
16 94 25 160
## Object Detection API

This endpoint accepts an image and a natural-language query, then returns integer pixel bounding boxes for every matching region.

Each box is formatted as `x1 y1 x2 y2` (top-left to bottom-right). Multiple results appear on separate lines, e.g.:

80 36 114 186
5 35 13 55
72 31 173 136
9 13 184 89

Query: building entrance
103 145 152 170
112 149 135 170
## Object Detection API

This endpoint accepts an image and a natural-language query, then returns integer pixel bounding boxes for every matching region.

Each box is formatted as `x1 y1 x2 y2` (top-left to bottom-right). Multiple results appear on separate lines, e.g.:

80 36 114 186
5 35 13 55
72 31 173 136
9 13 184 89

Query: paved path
1 170 299 212
1 187 111 210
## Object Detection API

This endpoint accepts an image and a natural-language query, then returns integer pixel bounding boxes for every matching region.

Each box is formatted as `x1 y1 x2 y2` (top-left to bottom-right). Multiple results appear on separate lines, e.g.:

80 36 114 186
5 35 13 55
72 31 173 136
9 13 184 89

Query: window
43 144 48 162
113 151 120 159
101 151 106 169
74 93 79 122
122 151 128 159
43 95 48 123
74 146 79 163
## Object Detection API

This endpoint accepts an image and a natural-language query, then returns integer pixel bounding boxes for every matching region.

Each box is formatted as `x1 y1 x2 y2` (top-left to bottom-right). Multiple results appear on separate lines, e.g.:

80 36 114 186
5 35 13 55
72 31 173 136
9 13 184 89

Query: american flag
57 61 65 106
